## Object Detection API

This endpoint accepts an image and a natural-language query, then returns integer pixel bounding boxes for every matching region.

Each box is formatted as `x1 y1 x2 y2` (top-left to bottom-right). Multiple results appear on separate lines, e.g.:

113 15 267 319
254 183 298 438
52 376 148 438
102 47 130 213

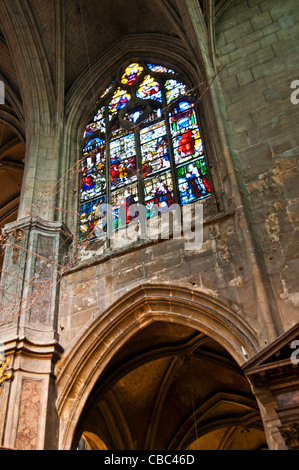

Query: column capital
2 216 73 241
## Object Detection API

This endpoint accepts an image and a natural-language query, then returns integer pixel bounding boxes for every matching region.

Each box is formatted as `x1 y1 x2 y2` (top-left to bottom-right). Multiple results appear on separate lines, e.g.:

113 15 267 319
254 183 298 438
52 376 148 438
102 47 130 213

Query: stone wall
215 0 299 330
58 0 299 360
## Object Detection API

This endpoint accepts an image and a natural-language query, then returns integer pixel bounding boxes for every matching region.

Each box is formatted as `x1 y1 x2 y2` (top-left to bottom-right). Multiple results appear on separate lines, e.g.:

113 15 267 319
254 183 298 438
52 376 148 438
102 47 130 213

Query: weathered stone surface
15 379 42 451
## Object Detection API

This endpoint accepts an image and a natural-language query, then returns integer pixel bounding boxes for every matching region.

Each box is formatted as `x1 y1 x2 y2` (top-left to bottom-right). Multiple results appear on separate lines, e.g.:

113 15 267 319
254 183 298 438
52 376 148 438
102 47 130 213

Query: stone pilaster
0 218 72 449
0 337 64 450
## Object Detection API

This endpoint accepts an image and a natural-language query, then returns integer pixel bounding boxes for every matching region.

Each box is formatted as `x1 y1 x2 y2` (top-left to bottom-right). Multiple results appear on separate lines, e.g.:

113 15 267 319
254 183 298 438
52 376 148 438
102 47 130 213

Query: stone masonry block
259 32 278 48
227 46 274 76
235 30 264 49
247 0 262 7
236 5 262 24
228 78 266 106
219 42 237 56
237 69 254 86
251 11 273 31
230 115 255 134
224 21 253 44
220 74 239 93
229 41 262 62
216 15 238 34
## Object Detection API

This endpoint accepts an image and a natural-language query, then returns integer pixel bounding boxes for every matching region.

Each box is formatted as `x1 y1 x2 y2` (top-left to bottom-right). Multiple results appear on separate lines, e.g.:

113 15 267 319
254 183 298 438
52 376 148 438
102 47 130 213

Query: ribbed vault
0 115 25 272
73 322 267 450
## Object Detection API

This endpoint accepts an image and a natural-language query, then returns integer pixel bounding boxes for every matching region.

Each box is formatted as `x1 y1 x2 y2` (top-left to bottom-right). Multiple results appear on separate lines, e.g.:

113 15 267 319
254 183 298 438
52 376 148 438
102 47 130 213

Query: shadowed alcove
74 321 267 451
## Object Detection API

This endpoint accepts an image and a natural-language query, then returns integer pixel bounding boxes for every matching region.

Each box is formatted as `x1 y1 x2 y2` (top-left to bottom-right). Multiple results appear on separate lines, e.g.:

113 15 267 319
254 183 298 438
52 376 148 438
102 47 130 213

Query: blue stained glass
110 133 137 191
124 108 144 124
93 106 106 135
144 171 175 217
109 88 131 118
84 118 105 138
129 111 141 123
83 137 105 153
80 196 107 240
84 122 99 139
99 81 115 99
170 101 204 165
147 64 176 74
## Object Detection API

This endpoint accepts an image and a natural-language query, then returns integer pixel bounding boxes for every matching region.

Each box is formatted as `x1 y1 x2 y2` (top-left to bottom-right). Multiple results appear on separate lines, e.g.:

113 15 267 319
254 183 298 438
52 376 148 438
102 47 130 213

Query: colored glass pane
165 80 188 104
84 122 100 139
177 158 211 205
111 184 139 230
83 137 105 153
100 81 115 99
109 88 131 118
140 122 170 178
80 196 107 241
110 133 137 191
84 107 106 138
136 76 162 102
170 101 204 165
81 144 107 201
121 63 143 86
124 107 145 124
93 106 106 131
145 108 162 124
144 171 174 217
147 64 175 74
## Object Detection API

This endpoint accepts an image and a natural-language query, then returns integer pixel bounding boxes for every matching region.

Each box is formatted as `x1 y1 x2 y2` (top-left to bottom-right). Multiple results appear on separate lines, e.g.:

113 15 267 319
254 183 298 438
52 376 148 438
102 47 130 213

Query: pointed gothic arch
56 283 261 450
79 59 214 243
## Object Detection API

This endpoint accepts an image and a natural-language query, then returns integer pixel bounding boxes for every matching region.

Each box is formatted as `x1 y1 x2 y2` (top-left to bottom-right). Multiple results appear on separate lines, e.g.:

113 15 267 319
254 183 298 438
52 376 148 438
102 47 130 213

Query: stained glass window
80 61 212 240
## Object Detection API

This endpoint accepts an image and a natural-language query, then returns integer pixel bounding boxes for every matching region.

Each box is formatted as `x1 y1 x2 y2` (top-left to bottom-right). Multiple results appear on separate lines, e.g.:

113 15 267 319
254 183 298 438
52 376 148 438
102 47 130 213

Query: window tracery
80 61 211 240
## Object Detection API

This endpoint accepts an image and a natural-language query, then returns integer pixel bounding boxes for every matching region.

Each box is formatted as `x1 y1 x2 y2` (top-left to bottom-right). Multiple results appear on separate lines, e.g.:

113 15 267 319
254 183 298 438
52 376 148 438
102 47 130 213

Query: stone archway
72 322 267 451
56 283 264 450
0 110 25 275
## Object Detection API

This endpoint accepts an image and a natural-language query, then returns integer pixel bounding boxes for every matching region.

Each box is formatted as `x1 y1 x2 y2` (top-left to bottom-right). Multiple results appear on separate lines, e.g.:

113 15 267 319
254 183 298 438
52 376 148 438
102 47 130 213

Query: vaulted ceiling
0 0 233 239
75 322 267 450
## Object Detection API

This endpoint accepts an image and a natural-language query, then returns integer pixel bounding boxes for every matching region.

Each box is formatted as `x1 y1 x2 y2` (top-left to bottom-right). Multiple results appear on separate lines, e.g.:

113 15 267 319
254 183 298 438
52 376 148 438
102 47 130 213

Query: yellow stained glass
109 88 131 116
136 75 162 101
121 63 144 86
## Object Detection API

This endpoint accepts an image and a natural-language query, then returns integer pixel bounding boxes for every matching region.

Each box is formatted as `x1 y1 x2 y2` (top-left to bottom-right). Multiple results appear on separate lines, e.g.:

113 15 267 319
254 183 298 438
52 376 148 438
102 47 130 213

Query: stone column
242 325 299 451
0 217 72 450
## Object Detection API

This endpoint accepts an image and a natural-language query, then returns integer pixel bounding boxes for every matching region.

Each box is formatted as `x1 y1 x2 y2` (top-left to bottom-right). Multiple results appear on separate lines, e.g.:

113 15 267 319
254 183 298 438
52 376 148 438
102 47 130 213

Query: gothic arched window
80 62 211 240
